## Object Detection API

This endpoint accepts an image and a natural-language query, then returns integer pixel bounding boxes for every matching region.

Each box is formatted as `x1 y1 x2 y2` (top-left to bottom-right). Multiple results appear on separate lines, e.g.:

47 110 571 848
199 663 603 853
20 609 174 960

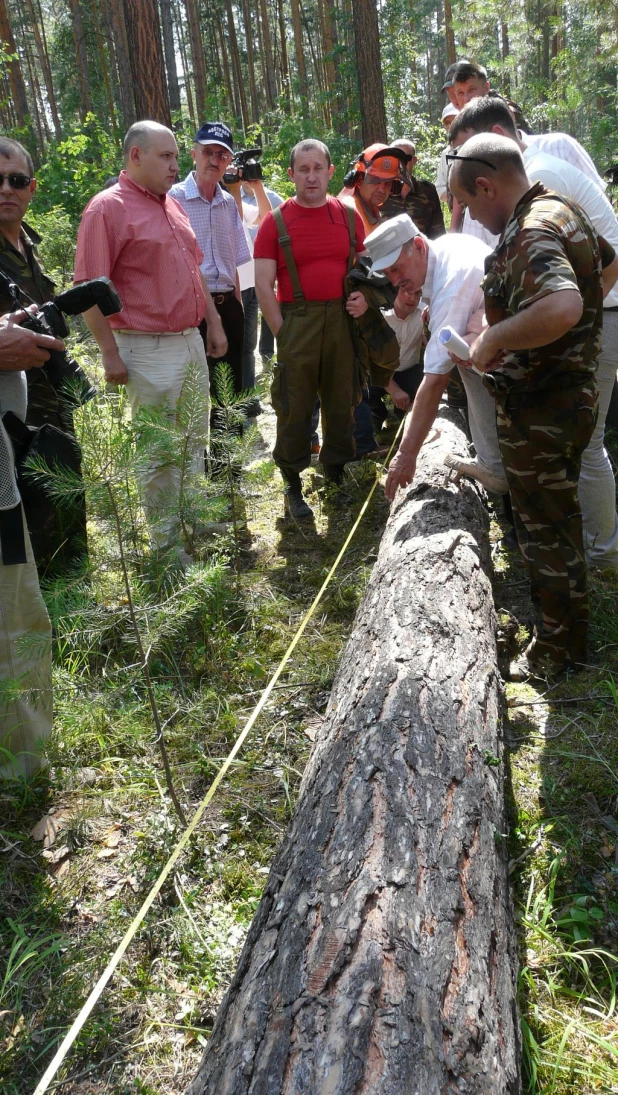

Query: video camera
0 273 122 405
223 147 263 185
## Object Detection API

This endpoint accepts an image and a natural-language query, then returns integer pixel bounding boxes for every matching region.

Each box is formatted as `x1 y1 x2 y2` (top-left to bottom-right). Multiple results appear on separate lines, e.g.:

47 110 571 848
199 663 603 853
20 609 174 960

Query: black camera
0 273 122 406
223 147 263 185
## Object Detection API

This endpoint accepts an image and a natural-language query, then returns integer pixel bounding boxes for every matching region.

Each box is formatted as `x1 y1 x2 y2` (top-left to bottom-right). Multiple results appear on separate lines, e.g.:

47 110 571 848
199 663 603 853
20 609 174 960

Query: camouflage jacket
0 221 54 311
344 257 400 388
482 182 614 394
0 223 67 427
382 177 446 239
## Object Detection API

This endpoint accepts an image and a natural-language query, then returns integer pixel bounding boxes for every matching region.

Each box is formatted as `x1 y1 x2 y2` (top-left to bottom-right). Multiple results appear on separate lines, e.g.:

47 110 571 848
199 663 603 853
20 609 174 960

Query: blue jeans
241 287 259 390
259 315 275 359
353 389 376 455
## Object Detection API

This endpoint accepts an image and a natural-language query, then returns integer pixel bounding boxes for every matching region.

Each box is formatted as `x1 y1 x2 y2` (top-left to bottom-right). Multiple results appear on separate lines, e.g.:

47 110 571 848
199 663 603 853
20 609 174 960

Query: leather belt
212 290 236 305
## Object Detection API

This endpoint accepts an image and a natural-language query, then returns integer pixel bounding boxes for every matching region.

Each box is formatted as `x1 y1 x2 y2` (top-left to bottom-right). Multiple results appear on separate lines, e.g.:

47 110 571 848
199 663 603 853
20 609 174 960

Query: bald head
450 133 526 196
123 121 175 159
392 138 416 160
449 132 530 236
123 121 179 196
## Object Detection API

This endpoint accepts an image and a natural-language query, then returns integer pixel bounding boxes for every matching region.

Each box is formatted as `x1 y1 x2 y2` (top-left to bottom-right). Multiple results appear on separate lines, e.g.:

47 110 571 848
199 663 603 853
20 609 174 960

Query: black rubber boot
283 471 313 521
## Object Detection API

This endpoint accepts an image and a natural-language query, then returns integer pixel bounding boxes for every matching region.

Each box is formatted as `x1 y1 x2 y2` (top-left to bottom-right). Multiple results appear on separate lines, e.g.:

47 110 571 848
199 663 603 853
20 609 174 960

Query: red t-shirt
254 196 366 302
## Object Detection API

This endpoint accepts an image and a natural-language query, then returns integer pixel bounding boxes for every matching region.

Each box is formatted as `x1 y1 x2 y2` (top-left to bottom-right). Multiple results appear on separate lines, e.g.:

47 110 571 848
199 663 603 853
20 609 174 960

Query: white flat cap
364 213 419 272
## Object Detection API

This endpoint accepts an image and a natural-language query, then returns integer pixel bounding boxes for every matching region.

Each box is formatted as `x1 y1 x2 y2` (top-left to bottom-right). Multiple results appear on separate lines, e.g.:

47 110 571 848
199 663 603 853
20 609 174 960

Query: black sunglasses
445 153 497 170
0 173 33 189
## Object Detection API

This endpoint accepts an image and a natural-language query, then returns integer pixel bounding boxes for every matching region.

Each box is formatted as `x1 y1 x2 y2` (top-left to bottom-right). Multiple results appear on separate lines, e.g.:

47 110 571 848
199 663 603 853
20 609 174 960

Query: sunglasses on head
0 173 33 189
445 152 497 170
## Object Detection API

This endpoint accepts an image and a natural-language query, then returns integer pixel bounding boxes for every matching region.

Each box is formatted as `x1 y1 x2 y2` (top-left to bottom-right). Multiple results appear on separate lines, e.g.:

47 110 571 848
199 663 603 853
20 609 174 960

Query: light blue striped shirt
169 172 251 292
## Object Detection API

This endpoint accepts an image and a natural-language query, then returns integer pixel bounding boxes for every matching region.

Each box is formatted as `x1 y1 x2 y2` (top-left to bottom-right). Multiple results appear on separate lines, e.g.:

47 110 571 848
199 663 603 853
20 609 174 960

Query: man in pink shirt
75 120 227 555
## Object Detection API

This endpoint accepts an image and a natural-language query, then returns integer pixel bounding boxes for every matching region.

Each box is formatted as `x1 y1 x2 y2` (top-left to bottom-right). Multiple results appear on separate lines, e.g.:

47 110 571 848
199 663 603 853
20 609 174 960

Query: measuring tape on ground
33 425 403 1094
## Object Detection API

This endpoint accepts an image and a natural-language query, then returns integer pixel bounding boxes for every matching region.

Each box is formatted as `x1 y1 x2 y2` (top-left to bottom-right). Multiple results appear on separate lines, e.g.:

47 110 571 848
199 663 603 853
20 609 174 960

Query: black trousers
200 293 245 395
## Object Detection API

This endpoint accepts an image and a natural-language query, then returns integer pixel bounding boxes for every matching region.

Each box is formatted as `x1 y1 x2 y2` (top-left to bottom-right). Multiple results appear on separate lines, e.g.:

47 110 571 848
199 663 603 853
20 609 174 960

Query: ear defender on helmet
343 157 367 189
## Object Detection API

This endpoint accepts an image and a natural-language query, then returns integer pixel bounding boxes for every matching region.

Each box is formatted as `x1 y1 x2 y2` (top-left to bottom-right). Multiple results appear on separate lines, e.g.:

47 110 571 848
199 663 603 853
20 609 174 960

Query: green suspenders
272 201 357 306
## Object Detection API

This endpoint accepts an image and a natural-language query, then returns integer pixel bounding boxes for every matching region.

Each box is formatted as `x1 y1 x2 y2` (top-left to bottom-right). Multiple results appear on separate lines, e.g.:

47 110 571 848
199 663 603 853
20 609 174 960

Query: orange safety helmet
343 143 411 188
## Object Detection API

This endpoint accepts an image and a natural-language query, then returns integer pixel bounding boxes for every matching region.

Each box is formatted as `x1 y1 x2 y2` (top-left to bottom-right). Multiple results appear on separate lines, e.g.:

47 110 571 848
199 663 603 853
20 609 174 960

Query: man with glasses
170 123 251 395
0 137 89 576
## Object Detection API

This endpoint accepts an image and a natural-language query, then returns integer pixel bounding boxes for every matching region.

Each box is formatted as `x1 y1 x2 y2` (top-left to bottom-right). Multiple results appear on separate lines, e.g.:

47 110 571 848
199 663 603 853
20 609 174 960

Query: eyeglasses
201 149 232 164
0 173 33 189
445 152 497 170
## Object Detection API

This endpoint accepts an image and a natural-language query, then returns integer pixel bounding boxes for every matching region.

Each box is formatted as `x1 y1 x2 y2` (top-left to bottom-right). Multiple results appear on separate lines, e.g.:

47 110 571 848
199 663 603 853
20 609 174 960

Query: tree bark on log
188 413 521 1095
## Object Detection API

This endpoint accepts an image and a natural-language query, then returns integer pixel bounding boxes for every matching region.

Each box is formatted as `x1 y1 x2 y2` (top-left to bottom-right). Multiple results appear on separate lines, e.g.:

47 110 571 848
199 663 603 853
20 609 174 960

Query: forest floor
1 378 618 1095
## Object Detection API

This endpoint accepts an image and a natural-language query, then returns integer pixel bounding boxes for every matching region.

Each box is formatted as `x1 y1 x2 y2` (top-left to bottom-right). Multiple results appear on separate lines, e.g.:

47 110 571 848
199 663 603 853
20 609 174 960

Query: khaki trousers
114 328 209 546
0 506 52 779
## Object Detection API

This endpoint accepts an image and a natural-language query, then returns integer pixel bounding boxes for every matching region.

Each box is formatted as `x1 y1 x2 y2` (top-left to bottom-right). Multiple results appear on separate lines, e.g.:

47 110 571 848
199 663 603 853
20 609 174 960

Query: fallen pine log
188 411 521 1095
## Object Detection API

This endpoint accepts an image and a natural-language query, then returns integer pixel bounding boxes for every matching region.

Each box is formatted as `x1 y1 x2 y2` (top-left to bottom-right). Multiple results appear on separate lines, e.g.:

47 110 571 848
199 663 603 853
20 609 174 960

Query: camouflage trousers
496 379 598 669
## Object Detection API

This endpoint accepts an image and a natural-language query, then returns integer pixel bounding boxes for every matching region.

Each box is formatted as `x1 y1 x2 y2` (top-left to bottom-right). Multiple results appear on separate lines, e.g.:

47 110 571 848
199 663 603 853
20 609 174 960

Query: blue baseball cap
194 122 234 155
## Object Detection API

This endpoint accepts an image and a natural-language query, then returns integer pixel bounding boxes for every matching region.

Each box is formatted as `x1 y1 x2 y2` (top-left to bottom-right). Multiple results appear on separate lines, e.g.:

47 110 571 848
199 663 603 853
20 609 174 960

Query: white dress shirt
462 209 500 250
384 307 424 371
523 132 606 190
421 234 491 374
436 146 449 202
522 145 618 308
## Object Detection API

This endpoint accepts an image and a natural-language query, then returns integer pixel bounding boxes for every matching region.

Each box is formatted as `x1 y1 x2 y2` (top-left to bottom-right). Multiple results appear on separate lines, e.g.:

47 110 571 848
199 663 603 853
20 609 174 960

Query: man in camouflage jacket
450 133 618 680
0 137 87 576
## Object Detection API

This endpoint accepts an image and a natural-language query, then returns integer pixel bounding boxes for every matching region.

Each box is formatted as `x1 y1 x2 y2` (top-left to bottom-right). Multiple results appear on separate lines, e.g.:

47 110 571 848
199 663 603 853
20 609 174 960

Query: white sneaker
444 454 508 495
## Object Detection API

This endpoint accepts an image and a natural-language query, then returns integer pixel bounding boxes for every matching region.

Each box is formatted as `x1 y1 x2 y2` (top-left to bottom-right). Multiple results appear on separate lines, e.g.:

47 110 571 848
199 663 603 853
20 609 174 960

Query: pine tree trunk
277 0 290 107
225 0 249 133
90 3 120 139
109 0 136 129
242 0 260 124
216 15 237 121
290 0 308 110
174 0 196 126
258 0 277 108
160 0 181 113
186 413 521 1095
352 0 387 144
100 0 123 132
67 0 93 120
25 0 61 139
0 0 33 130
184 0 207 121
124 0 171 125
19 17 46 150
443 0 456 64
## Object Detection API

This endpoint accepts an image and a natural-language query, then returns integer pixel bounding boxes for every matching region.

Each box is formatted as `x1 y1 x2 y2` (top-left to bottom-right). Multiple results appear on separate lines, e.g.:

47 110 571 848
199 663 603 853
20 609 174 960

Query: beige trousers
0 507 52 779
114 328 209 546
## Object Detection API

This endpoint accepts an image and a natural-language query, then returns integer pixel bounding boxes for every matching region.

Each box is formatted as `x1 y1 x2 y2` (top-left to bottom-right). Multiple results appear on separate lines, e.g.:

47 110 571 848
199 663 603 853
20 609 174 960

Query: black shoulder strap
272 206 305 304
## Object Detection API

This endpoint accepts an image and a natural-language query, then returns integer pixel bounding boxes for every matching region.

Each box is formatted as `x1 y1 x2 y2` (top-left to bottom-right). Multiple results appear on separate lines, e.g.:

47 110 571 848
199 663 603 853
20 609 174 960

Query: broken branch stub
188 412 520 1095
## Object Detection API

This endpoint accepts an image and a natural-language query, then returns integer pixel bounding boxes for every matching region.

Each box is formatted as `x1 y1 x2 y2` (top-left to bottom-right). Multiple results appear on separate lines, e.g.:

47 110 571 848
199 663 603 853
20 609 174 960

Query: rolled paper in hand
439 325 470 360
439 325 483 376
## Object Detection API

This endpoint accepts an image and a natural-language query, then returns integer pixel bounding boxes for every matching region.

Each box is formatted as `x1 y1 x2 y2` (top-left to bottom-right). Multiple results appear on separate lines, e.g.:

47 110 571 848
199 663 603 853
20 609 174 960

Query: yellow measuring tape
33 427 403 1094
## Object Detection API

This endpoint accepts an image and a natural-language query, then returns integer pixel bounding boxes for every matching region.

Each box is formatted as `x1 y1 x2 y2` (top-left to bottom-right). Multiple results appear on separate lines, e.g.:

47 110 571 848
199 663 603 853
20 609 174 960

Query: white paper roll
438 325 484 376
438 326 470 360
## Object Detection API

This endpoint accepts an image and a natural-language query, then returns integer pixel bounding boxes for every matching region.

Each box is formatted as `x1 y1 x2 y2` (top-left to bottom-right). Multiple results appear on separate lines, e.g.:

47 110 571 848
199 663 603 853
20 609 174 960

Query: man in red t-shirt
255 138 365 520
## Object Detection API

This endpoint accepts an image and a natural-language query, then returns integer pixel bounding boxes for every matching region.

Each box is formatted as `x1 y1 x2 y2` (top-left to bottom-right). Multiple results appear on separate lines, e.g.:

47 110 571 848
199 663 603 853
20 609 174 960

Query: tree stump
188 412 521 1095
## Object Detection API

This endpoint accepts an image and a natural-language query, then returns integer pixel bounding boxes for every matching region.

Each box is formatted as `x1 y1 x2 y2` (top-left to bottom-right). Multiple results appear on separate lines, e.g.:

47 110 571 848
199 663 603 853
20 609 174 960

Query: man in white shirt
450 95 618 570
362 285 425 434
357 214 507 500
436 103 458 203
